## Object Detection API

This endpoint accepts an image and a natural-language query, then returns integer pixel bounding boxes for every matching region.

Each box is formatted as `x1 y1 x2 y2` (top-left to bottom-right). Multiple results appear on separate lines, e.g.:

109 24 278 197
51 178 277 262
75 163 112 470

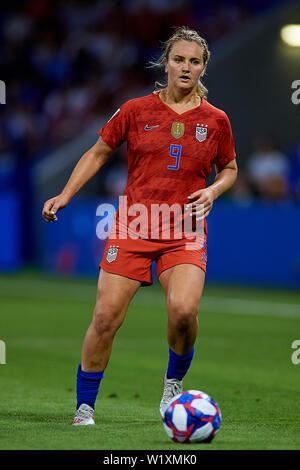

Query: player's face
165 40 205 92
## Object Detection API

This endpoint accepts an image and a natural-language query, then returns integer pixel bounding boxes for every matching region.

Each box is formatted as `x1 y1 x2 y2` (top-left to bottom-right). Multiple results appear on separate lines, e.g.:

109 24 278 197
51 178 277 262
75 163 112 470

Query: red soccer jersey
98 91 236 240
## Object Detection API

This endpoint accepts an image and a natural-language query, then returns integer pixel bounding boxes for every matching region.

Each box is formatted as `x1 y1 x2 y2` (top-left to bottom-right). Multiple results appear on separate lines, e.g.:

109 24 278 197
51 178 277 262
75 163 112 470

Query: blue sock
76 363 104 410
166 346 195 380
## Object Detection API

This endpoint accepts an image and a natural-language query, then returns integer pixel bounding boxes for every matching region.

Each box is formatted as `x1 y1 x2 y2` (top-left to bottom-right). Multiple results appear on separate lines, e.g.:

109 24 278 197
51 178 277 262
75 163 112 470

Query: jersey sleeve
97 101 131 150
214 112 236 168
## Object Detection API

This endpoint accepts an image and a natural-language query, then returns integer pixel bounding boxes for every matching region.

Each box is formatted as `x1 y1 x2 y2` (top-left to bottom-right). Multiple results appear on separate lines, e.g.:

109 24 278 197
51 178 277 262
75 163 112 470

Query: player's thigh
159 264 205 317
93 269 141 325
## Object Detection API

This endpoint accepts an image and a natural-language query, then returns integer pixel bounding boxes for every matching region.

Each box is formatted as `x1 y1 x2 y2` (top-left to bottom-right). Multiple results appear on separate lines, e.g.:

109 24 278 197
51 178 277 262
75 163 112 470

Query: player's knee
168 300 198 332
92 302 123 338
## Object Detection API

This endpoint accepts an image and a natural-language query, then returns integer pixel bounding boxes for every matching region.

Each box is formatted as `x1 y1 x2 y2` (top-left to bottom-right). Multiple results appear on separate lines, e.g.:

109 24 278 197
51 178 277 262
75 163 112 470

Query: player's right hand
42 193 70 222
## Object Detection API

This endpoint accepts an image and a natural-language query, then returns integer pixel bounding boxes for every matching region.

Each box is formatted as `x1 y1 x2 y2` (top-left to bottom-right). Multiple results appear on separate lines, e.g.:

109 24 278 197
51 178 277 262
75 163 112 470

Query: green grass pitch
0 271 299 450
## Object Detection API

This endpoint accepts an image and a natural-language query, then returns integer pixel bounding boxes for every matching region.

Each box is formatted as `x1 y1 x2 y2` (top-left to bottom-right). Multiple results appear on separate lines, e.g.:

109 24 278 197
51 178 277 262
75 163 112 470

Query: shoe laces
76 404 94 418
162 378 182 402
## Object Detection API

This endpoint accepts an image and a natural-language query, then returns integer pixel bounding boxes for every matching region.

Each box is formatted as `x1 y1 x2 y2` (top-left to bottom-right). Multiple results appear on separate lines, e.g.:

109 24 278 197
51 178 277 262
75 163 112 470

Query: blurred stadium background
0 0 300 286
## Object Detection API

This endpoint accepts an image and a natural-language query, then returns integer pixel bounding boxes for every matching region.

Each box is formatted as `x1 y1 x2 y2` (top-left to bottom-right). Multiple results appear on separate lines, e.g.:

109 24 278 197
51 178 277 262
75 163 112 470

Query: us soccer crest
171 122 185 139
195 124 208 142
106 245 119 263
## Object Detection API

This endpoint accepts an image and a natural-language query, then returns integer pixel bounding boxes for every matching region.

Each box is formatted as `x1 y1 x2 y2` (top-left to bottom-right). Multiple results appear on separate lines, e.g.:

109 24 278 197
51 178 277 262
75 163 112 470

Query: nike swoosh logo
144 124 159 131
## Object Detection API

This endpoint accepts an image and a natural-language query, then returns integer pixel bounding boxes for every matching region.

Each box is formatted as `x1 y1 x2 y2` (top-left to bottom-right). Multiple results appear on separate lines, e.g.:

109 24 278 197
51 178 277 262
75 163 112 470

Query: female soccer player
42 26 238 425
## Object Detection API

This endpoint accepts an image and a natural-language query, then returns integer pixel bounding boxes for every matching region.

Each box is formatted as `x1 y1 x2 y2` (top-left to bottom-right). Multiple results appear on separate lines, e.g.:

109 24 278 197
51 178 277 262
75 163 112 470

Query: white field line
133 294 300 319
199 297 300 319
0 278 299 319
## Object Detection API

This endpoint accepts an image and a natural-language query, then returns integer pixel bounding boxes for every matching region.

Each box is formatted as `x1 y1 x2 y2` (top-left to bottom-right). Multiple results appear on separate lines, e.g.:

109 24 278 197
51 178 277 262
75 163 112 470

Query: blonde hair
149 26 210 99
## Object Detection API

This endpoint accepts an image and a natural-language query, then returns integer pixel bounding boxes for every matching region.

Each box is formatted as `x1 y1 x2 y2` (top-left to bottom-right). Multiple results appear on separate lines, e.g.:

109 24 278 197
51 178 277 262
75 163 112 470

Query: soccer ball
162 390 221 443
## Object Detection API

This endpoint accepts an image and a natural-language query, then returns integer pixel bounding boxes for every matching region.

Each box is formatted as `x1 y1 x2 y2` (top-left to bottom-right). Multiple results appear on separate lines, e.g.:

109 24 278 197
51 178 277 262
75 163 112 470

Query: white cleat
72 404 95 426
159 374 183 418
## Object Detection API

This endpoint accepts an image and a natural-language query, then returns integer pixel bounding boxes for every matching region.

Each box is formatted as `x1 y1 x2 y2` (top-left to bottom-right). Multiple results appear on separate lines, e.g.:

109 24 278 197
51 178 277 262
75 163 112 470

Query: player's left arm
187 159 238 219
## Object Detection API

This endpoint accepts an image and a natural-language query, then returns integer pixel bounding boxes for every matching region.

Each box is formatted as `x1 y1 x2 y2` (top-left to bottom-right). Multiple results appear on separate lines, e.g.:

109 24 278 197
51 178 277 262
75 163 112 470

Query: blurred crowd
0 0 258 161
1 0 298 205
231 136 300 204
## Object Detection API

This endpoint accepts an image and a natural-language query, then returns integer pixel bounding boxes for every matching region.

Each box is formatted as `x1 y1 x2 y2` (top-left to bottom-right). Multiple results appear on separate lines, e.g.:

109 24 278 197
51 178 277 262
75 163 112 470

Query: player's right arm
42 137 114 222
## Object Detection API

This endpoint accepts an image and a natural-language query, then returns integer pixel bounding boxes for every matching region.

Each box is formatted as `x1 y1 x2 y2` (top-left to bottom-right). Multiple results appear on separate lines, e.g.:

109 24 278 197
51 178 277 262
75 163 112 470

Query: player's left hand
185 187 216 220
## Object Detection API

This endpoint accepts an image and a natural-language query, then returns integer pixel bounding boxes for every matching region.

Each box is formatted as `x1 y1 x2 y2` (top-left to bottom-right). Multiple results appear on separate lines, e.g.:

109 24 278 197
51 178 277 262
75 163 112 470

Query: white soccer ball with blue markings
162 390 221 443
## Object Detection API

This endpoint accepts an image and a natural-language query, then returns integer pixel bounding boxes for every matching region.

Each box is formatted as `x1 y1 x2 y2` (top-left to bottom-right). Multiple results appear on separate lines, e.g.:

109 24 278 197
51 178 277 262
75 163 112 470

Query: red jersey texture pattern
98 92 236 241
